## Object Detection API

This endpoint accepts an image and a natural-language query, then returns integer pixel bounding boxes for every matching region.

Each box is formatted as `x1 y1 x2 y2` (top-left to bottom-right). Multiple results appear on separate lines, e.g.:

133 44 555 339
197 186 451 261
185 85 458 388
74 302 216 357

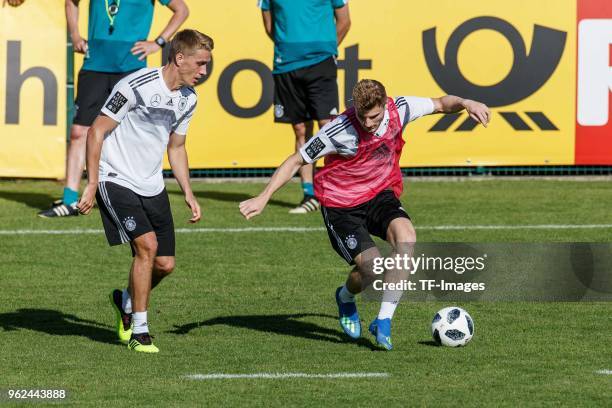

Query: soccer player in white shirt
77 29 213 353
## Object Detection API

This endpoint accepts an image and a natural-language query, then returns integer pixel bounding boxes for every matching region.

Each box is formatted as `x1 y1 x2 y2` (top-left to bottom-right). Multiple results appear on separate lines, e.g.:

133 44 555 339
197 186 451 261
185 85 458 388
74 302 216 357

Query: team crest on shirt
178 97 188 111
123 216 137 232
150 94 161 107
274 104 284 119
345 234 358 250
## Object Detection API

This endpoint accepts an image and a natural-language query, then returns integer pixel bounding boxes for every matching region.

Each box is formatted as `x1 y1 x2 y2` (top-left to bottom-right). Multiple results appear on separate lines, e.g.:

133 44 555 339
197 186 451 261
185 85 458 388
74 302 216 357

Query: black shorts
73 70 134 126
95 181 175 257
321 190 411 265
273 56 339 124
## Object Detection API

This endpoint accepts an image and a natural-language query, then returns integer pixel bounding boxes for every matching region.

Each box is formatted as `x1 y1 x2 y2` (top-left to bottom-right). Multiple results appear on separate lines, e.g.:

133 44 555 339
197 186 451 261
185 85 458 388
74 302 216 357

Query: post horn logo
422 16 566 131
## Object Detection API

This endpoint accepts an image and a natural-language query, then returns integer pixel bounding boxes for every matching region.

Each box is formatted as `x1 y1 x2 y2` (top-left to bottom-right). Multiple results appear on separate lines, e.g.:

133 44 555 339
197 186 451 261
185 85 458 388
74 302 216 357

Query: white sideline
2 224 612 235
595 369 612 375
184 372 390 380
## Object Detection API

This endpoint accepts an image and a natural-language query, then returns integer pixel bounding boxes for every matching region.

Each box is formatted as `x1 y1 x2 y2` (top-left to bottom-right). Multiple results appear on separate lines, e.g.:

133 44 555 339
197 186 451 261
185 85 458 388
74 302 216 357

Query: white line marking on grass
595 369 612 375
184 372 390 380
419 224 612 230
2 224 612 236
0 228 105 235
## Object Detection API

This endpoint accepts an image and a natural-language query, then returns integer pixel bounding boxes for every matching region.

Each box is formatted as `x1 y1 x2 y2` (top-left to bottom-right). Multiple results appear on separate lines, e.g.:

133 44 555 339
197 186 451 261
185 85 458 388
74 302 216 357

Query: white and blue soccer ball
431 306 474 347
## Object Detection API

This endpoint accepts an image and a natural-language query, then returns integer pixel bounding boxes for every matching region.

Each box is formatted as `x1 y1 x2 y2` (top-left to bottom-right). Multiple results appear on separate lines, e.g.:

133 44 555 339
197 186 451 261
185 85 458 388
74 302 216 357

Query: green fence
160 166 612 179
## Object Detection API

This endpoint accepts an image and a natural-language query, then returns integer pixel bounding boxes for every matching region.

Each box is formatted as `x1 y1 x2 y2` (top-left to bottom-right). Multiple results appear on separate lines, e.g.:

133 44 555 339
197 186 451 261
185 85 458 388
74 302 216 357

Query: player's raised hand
239 196 268 220
463 99 491 128
77 183 97 215
131 41 161 61
185 194 201 223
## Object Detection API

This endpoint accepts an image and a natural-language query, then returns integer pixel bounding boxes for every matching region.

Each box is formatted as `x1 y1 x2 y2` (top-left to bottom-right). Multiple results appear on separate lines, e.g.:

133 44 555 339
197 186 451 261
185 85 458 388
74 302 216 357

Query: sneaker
288 195 320 214
37 202 79 218
128 332 159 353
109 290 132 344
335 287 361 339
369 318 393 350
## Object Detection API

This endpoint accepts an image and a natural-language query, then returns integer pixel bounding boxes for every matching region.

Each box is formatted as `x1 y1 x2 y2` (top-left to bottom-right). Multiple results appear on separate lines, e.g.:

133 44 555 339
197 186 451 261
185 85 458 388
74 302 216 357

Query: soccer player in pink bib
240 79 490 350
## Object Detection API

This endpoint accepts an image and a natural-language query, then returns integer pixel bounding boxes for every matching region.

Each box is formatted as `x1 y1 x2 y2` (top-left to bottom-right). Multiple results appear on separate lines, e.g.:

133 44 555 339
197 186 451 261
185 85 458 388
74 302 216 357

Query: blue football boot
369 318 393 350
335 287 361 339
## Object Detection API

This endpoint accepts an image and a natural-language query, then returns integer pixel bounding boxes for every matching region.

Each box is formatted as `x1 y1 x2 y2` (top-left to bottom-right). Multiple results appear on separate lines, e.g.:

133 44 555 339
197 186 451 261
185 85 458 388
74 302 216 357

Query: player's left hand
463 99 491 128
131 41 161 61
77 183 97 215
185 194 201 223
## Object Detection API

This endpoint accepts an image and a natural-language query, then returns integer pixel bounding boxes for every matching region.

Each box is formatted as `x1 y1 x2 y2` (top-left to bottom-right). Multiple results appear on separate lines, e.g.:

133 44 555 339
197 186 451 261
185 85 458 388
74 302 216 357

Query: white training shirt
299 96 434 163
99 67 197 196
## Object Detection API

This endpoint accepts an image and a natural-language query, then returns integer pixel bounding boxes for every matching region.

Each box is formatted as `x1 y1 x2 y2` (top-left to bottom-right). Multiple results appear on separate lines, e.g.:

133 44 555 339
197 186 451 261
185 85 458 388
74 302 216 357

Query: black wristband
155 36 166 48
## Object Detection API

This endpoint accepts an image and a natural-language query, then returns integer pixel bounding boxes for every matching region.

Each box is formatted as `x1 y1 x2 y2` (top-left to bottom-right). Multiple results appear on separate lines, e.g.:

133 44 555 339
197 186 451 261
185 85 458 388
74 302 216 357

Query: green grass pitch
0 179 611 406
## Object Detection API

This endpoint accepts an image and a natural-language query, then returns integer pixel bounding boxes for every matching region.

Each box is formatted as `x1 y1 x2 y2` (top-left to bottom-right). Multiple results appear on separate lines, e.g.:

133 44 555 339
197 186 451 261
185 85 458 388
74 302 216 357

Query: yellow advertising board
1 0 580 178
0 2 66 178
148 0 577 168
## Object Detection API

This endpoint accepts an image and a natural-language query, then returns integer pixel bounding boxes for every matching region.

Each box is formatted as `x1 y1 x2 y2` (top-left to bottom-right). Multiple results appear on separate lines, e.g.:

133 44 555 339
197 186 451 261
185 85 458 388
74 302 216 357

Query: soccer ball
431 306 474 347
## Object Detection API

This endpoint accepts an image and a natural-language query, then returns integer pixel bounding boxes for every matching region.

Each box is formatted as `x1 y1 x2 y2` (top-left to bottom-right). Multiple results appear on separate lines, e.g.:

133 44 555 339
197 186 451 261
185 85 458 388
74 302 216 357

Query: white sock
377 301 399 320
338 285 355 303
132 311 148 334
122 289 132 314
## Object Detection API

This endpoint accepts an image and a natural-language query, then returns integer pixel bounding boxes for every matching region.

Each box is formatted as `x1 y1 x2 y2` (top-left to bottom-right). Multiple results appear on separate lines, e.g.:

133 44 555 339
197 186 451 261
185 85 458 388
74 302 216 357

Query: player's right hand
77 184 97 215
239 196 268 220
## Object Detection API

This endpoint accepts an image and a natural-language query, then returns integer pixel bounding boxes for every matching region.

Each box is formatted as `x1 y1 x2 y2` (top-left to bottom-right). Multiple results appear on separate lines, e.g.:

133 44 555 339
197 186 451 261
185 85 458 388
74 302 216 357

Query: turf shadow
0 308 117 345
168 190 295 209
0 191 57 210
169 313 378 350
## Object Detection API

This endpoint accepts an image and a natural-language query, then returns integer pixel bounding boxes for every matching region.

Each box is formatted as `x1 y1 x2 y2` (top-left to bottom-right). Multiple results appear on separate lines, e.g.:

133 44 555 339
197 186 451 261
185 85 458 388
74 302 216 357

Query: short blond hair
168 29 214 63
352 79 387 114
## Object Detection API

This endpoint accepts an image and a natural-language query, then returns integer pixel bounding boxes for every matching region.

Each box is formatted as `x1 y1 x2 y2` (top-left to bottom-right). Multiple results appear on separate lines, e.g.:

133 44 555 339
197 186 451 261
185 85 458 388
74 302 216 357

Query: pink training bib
314 97 404 208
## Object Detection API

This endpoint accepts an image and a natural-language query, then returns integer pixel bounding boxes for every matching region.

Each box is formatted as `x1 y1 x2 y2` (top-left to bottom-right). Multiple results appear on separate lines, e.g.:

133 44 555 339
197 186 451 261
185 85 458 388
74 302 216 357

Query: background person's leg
289 121 320 213
64 124 89 199
293 121 314 190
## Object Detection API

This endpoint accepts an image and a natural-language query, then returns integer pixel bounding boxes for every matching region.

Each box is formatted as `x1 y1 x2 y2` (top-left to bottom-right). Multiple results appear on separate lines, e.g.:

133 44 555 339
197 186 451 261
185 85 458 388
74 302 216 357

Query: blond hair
168 29 214 63
352 79 387 114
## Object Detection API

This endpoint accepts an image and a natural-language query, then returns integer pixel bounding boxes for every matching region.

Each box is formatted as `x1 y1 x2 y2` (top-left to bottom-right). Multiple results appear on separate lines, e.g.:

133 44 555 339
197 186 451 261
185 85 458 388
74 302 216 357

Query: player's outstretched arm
168 132 201 223
239 152 305 220
77 115 118 215
432 95 491 127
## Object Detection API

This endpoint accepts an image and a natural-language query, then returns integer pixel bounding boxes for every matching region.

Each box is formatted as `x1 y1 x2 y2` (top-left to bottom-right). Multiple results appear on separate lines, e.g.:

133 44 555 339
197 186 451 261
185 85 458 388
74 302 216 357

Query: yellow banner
389 0 576 166
3 0 578 178
0 1 66 178
149 0 577 168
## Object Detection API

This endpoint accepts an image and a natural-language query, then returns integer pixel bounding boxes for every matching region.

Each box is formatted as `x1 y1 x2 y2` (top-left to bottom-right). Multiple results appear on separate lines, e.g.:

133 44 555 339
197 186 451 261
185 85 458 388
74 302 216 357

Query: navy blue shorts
321 190 411 264
95 181 175 257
